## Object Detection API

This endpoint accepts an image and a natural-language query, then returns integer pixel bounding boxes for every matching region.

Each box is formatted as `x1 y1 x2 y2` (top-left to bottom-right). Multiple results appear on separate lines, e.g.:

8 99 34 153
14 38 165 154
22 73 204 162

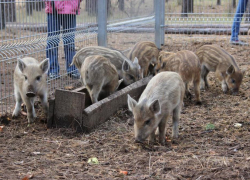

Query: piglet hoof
12 113 18 119
159 136 167 146
149 140 156 145
21 103 27 112
160 141 166 146
171 138 179 145
186 92 192 100
232 92 238 96
195 101 202 105
27 118 35 124
134 139 143 144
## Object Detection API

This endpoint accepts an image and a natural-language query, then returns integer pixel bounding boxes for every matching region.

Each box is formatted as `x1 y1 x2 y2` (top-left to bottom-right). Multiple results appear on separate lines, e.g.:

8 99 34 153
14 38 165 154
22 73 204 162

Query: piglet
12 57 49 123
81 55 123 104
127 72 185 145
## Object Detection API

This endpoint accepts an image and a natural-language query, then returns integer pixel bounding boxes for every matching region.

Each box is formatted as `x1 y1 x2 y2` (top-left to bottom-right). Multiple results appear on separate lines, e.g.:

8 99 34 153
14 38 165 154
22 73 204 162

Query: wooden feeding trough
47 76 152 133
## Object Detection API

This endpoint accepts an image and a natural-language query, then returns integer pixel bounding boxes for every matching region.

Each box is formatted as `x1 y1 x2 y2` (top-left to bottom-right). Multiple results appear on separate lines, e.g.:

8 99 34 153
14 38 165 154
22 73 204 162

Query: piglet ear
226 65 235 75
133 57 139 65
149 99 161 114
122 60 130 72
161 62 166 69
127 94 137 112
158 54 162 63
17 58 26 73
241 68 246 76
115 79 123 91
39 58 49 74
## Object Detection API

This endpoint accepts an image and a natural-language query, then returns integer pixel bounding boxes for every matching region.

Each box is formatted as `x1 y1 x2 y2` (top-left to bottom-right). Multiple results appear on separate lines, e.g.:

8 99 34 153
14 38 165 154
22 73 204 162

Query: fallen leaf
14 160 24 165
21 111 27 116
32 152 41 155
22 177 29 180
165 136 171 142
234 123 242 128
119 170 128 175
27 173 34 179
22 173 34 180
209 151 217 155
205 123 215 130
0 126 4 132
87 157 99 164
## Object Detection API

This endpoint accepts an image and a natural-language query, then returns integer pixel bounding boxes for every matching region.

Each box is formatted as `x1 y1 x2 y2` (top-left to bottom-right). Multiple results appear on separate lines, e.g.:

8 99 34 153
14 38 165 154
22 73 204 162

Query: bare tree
86 0 111 16
86 0 97 16
0 1 5 29
182 0 193 17
217 0 221 5
118 0 124 11
177 0 182 6
233 0 236 8
245 1 250 23
187 0 193 13
6 0 16 22
182 0 188 17
26 1 45 16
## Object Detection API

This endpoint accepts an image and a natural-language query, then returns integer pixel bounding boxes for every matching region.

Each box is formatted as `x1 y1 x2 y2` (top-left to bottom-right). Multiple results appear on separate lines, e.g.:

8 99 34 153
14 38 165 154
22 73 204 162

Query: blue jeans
46 13 78 75
231 0 249 41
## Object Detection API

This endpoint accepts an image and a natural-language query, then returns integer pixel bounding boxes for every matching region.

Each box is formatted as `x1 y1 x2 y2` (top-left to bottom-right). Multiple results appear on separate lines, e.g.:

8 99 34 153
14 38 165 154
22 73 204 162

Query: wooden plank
47 99 55 128
72 86 92 108
53 89 86 131
81 76 152 133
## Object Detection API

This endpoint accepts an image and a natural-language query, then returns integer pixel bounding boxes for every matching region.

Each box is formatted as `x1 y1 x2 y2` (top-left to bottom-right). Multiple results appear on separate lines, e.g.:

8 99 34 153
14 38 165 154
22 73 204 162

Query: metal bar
108 16 155 27
98 0 107 47
160 0 165 46
155 0 161 49
0 1 5 30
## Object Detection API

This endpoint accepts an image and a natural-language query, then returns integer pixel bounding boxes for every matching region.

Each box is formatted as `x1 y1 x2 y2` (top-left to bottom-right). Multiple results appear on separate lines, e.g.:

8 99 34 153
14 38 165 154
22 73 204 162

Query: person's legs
46 13 61 77
61 14 79 78
231 0 248 43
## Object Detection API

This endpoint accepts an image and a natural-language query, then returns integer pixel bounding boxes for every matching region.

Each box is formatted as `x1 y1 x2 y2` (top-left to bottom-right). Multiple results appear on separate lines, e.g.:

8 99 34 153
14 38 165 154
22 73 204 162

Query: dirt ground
1 35 250 180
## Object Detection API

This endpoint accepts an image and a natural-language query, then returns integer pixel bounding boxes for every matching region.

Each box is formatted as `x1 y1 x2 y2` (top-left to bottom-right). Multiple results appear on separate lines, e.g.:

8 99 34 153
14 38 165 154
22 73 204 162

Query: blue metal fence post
98 0 107 47
155 0 165 49
155 0 160 48
160 0 165 46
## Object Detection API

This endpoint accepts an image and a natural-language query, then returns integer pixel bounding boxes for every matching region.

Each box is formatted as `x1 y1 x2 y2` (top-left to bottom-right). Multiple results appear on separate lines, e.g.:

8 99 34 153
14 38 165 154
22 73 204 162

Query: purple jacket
45 0 81 15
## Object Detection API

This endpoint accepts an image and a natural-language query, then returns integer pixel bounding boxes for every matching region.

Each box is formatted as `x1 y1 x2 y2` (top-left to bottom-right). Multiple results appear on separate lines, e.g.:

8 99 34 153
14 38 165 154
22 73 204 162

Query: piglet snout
26 92 36 97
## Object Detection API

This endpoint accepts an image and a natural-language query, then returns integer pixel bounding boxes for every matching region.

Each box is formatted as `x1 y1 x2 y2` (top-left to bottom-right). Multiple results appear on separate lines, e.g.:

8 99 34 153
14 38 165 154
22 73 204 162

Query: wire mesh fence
0 0 157 115
164 0 250 51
